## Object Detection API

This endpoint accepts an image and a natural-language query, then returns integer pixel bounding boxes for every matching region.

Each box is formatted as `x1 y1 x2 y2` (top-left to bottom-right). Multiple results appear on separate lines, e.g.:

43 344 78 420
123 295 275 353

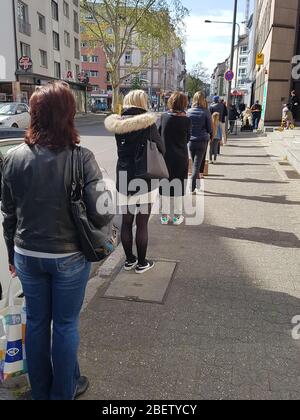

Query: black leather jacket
1 143 113 265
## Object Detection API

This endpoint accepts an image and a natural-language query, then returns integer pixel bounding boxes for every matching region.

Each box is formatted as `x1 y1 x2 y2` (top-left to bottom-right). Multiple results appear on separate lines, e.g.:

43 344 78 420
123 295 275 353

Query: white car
0 102 30 129
0 139 23 308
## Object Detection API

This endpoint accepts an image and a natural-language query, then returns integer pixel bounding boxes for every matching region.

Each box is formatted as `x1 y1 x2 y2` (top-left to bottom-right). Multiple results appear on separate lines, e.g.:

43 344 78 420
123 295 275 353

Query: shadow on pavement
205 190 300 206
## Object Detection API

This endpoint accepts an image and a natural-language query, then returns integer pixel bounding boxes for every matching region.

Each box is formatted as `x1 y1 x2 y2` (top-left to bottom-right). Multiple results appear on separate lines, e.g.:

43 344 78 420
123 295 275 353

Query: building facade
0 0 85 111
251 0 299 124
119 46 186 106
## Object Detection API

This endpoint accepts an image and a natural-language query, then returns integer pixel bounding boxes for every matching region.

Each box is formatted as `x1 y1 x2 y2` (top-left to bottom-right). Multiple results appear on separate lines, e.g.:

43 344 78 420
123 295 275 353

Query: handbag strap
71 146 84 197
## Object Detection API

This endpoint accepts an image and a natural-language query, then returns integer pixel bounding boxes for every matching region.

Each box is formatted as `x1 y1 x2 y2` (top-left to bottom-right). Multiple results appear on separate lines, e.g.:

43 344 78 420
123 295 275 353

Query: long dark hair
25 81 79 149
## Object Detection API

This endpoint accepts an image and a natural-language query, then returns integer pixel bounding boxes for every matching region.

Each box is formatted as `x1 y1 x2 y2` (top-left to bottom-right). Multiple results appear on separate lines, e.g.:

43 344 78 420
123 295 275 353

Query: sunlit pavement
79 131 300 400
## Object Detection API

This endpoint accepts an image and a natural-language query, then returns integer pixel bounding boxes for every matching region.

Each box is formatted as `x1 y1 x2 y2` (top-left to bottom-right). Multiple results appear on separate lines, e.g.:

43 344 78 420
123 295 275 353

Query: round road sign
225 70 234 82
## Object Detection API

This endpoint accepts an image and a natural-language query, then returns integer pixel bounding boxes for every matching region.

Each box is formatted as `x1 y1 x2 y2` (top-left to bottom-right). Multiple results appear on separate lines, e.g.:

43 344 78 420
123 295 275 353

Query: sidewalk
79 133 300 400
265 128 300 175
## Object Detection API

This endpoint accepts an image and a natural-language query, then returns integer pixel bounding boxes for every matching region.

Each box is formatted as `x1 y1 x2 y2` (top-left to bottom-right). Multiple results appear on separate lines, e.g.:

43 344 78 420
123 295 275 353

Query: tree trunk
112 84 120 114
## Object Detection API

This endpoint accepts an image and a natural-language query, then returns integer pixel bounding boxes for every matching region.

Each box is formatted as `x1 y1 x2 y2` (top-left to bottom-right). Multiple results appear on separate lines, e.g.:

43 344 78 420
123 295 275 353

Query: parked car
0 102 30 129
0 138 23 306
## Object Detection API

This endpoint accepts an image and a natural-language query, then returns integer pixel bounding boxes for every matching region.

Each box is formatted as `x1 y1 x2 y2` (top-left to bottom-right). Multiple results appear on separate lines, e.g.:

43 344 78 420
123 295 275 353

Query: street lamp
204 20 243 46
204 0 239 131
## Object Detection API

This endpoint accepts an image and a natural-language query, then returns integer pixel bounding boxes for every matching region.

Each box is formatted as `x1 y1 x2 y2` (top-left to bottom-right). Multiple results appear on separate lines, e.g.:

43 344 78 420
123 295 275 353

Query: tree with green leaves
186 62 210 98
81 0 188 111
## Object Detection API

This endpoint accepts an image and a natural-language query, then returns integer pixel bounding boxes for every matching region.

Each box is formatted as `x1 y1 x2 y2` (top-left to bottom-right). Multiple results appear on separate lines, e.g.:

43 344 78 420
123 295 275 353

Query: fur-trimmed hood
105 112 157 135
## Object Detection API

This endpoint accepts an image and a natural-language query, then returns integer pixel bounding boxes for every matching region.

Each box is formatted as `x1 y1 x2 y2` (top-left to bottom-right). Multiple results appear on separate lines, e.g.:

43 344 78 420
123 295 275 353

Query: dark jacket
159 112 191 196
1 143 112 265
210 102 226 122
104 107 164 196
187 107 213 142
289 94 299 111
229 106 239 121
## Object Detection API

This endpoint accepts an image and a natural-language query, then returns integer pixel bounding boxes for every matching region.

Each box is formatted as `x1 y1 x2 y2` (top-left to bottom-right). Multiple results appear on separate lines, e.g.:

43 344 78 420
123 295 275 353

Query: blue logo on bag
6 340 23 363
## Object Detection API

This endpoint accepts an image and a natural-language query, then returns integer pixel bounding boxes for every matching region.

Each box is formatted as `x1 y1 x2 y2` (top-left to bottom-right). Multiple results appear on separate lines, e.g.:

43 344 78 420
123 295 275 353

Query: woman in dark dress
159 92 191 225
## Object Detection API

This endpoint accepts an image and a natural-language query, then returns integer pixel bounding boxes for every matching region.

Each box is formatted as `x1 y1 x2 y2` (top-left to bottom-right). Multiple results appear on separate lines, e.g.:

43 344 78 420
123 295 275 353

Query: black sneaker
135 260 155 274
124 257 138 271
75 376 89 400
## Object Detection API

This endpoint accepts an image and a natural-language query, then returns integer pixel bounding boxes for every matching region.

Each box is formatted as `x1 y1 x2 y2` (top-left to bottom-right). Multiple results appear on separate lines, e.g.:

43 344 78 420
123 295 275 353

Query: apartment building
0 0 85 111
251 0 299 124
119 46 186 106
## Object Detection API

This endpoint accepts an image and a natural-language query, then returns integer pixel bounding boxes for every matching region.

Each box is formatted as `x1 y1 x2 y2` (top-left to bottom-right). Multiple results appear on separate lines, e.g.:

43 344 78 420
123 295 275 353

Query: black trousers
189 141 209 191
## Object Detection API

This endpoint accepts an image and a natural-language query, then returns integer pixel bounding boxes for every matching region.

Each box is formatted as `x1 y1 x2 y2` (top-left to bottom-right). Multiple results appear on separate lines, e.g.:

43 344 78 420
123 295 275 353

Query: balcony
18 18 31 36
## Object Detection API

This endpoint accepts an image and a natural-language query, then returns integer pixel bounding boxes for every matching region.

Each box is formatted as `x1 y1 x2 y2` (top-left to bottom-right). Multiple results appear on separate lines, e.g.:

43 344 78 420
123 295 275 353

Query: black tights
121 204 152 265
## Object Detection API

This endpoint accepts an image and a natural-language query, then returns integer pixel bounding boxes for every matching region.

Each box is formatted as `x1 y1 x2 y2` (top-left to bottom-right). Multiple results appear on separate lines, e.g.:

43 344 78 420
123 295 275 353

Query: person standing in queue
105 90 165 274
187 92 213 194
159 91 191 226
1 81 113 400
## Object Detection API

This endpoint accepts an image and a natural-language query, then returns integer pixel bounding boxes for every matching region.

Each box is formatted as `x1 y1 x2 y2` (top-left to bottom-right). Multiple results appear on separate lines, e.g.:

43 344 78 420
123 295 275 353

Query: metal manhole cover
103 260 177 304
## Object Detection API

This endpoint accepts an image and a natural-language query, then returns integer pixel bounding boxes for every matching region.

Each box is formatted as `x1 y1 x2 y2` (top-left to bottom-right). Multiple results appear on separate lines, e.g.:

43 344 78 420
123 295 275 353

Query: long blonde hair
192 91 207 109
212 112 220 137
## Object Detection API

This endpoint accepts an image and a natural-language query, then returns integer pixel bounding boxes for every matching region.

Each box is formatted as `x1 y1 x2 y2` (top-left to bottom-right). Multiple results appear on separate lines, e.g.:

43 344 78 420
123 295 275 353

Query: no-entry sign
225 70 234 82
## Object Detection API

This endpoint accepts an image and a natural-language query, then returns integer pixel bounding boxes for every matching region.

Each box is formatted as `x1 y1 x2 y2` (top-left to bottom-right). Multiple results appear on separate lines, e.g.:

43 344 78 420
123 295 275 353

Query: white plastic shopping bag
0 278 27 383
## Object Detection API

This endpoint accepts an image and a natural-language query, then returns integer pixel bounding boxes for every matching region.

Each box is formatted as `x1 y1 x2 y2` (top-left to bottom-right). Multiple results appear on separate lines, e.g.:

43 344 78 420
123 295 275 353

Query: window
53 31 60 50
238 79 246 86
74 38 80 59
239 57 247 66
90 70 99 78
20 42 31 57
18 1 31 36
54 61 61 79
81 55 88 62
63 1 69 18
81 41 88 48
40 50 47 68
17 104 28 114
125 51 132 64
18 1 29 22
91 56 99 63
107 72 112 82
51 1 59 21
74 11 79 33
238 68 247 76
65 60 71 72
240 46 248 55
92 85 99 91
38 13 46 33
140 72 147 81
64 31 70 47
75 65 80 77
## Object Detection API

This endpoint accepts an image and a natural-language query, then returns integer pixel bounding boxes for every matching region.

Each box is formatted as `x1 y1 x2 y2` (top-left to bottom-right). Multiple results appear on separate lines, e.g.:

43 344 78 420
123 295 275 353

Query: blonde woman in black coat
105 90 164 274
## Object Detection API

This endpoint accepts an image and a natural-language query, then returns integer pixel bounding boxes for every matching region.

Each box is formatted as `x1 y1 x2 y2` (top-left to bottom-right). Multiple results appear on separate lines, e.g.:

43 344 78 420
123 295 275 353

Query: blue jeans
253 113 261 129
14 252 91 400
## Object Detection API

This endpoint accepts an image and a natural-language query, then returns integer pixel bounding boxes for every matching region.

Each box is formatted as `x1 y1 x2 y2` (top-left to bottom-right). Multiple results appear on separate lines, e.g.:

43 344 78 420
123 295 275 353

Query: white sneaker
161 216 170 225
192 188 203 195
173 215 184 225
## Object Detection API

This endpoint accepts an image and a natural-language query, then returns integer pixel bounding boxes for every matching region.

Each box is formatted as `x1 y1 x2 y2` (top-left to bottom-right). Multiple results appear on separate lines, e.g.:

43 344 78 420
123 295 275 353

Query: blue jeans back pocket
56 253 86 276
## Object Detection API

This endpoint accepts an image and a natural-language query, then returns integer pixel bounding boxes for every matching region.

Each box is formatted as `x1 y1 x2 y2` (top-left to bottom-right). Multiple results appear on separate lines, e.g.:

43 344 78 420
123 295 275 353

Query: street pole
226 0 238 133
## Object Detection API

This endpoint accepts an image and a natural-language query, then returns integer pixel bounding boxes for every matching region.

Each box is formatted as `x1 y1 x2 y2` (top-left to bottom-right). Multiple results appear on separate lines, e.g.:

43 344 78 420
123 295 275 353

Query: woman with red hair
1 81 112 400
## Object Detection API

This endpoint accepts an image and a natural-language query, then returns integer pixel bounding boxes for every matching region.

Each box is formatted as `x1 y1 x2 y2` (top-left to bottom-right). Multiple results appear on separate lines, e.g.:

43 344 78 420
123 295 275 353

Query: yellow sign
256 53 264 66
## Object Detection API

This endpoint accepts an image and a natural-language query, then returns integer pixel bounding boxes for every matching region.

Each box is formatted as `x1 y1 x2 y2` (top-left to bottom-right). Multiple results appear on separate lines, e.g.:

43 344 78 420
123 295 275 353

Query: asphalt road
76 116 117 181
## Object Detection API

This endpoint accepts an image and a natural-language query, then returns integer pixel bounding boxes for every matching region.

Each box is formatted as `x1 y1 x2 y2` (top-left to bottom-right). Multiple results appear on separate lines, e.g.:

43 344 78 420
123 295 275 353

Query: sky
182 0 254 75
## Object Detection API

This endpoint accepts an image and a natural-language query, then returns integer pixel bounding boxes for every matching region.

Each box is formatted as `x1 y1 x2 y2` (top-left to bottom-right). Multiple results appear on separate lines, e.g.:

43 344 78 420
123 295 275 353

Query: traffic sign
256 53 264 66
225 70 234 82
